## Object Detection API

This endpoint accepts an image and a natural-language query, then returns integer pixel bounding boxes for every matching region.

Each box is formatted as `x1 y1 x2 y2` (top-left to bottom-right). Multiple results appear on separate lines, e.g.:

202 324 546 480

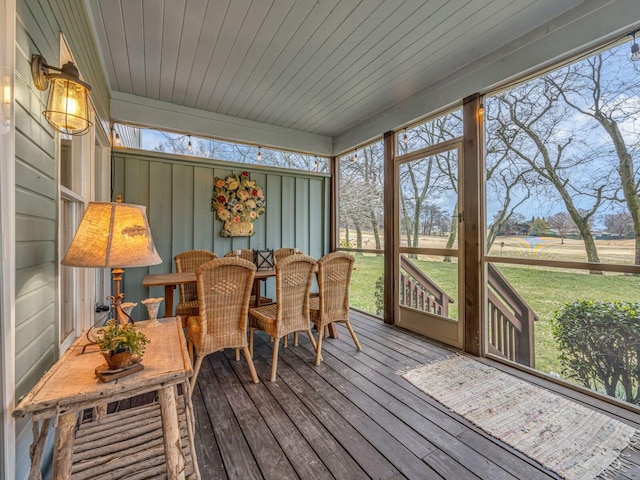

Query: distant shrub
552 300 640 404
374 275 384 317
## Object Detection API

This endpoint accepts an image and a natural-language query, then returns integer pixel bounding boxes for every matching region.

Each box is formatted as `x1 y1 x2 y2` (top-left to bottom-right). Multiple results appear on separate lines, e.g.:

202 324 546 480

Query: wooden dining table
142 268 276 318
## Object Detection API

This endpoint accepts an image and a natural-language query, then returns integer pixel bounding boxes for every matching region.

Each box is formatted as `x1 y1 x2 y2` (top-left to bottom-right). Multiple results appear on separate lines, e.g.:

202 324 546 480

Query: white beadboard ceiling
86 0 590 144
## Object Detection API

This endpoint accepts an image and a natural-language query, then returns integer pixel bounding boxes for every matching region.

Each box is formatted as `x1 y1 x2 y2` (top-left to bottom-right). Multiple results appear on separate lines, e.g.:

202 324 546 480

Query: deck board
189 310 639 480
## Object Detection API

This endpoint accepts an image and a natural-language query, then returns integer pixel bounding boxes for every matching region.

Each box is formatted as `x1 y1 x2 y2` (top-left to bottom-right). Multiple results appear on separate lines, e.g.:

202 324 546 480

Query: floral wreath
211 171 266 237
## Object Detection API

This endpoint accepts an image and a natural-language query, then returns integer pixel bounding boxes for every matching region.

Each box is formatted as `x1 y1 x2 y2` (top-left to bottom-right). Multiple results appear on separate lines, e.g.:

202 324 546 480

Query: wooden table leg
328 324 338 338
164 285 175 318
28 418 50 480
158 385 186 480
252 278 262 306
53 412 77 480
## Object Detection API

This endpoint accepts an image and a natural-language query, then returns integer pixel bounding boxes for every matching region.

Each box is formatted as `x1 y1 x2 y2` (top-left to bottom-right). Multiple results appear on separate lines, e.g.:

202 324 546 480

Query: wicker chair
248 254 318 381
174 250 217 324
273 247 297 264
309 252 361 365
186 257 259 390
224 249 273 306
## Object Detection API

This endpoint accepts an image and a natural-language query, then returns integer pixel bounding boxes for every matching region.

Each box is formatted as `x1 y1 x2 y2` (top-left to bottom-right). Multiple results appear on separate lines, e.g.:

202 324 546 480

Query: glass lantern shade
43 76 92 135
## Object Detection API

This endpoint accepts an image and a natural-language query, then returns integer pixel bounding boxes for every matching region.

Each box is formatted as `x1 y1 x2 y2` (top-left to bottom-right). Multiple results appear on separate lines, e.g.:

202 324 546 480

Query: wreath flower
211 171 266 237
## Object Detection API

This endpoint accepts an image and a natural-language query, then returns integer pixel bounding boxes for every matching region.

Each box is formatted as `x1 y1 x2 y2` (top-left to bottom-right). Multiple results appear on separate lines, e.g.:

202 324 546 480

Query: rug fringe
597 430 640 480
394 353 458 376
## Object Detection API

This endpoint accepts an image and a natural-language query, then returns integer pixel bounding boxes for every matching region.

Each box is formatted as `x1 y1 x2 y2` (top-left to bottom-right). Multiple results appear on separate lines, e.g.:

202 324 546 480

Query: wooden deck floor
189 310 640 480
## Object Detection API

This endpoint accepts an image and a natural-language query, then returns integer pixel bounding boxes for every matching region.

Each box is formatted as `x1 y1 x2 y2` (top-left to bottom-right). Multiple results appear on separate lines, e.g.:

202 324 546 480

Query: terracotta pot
103 348 132 370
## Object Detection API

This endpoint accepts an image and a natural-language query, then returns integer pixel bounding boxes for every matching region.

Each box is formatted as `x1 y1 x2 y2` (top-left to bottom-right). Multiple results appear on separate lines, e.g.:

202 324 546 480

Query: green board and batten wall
112 149 331 317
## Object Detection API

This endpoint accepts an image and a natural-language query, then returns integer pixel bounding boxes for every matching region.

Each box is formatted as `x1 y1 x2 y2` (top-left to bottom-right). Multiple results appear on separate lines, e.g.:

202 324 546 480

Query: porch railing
400 255 453 317
486 263 536 367
398 255 537 367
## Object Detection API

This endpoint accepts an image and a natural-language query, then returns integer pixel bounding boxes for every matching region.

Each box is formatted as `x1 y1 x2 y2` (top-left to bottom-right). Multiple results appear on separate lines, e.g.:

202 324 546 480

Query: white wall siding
12 0 110 477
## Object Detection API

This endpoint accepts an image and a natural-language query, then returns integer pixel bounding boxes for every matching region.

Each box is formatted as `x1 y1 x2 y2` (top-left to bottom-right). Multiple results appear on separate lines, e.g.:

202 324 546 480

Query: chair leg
270 337 281 382
190 355 204 392
235 348 240 362
315 328 323 366
283 334 288 348
249 328 255 357
242 346 259 384
306 329 317 350
293 332 299 346
345 320 362 351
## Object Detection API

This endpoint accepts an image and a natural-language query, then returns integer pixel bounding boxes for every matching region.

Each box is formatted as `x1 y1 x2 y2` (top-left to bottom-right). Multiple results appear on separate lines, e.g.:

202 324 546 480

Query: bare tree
398 112 462 257
547 212 575 244
485 100 538 249
339 143 384 251
548 49 640 263
604 211 633 238
493 79 605 264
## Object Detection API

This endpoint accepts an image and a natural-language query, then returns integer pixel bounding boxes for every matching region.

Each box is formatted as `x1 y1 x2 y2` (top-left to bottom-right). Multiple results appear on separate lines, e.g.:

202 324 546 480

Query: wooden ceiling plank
158 0 187 101
309 0 567 136
240 0 362 121
223 0 321 118
299 0 511 133
121 0 146 97
302 0 581 135
98 0 132 94
205 0 275 112
193 0 252 111
232 0 345 120
182 0 231 108
142 0 163 100
213 0 296 114
267 0 427 127
170 0 209 105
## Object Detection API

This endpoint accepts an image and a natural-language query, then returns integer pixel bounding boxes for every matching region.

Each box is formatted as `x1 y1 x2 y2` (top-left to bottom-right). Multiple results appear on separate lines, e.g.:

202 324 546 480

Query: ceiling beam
110 92 333 156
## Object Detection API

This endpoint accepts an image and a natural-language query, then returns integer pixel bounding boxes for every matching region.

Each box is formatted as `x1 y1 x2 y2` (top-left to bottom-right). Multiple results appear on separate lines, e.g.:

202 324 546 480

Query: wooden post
158 386 186 480
330 155 337 253
383 131 396 324
462 94 483 356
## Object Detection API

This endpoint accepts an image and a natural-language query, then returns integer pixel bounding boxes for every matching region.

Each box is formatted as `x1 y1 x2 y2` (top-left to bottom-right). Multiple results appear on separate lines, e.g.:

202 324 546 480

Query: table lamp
61 196 162 326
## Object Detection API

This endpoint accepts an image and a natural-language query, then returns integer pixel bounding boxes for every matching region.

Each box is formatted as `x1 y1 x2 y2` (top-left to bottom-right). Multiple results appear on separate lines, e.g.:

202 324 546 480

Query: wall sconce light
1 67 10 135
31 54 92 135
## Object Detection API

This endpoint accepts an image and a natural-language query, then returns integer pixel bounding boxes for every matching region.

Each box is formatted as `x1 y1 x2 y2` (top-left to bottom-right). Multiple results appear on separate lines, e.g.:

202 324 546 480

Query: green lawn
348 253 640 375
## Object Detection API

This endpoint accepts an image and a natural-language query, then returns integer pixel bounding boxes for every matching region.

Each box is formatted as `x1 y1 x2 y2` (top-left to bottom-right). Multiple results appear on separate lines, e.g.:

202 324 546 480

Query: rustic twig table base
13 318 200 480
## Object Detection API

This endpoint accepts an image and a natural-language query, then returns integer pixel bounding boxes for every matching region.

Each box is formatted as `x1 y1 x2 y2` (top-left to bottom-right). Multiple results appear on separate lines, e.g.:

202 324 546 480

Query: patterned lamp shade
62 201 161 268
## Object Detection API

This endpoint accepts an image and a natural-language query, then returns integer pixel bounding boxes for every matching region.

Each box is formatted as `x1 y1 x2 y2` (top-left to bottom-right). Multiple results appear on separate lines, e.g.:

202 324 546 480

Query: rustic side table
13 317 200 480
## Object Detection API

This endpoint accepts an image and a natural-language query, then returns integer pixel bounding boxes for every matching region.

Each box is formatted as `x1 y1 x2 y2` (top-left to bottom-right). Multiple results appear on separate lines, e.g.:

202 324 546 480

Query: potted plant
95 319 150 370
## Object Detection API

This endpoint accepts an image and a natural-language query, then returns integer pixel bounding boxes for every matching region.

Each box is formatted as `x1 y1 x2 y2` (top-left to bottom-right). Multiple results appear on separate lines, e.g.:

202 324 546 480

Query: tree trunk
444 202 458 262
354 220 363 255
369 207 382 255
600 120 640 265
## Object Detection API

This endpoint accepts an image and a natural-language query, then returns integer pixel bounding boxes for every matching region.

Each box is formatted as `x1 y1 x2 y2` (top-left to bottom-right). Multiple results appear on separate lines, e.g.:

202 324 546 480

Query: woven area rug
402 355 639 479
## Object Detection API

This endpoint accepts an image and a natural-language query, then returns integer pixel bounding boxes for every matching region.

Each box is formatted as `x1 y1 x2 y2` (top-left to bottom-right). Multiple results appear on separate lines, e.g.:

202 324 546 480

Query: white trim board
0 0 16 477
